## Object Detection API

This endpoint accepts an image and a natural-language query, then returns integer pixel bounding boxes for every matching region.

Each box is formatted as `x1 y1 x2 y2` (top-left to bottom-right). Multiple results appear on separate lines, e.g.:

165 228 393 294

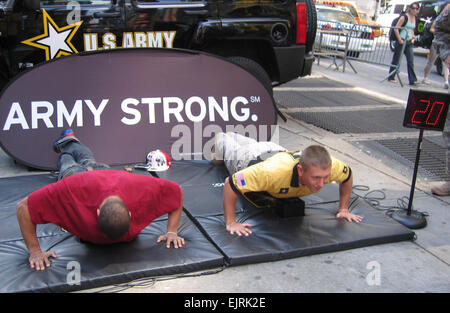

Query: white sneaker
431 182 450 196
422 78 431 85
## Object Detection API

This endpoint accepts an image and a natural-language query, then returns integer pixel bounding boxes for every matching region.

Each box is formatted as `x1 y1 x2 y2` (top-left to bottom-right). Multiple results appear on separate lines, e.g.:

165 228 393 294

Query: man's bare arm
16 197 56 270
158 188 185 248
336 174 363 223
223 177 252 236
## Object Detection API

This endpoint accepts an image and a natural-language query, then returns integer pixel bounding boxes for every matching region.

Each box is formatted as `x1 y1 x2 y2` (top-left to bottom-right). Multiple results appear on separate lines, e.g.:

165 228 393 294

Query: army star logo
22 10 83 61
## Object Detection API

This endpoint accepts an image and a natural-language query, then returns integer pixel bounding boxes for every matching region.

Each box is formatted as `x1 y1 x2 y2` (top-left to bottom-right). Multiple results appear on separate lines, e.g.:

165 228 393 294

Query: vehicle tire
435 56 443 76
305 0 317 54
227 56 273 96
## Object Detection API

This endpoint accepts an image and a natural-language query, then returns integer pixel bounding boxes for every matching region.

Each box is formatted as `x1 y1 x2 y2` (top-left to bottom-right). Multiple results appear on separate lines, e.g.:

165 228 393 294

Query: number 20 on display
403 89 450 131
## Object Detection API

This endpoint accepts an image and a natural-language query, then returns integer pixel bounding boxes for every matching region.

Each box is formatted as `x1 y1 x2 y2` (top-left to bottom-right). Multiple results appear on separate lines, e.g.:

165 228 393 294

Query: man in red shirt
16 129 185 271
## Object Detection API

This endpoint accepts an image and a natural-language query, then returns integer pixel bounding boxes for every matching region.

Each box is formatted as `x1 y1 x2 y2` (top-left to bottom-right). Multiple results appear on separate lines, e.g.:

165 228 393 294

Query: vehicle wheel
435 56 443 76
305 0 317 54
227 56 273 96
390 40 396 51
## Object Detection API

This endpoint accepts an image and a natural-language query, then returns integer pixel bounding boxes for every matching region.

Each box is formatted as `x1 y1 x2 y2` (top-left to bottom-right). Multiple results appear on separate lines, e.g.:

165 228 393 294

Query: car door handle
93 12 121 18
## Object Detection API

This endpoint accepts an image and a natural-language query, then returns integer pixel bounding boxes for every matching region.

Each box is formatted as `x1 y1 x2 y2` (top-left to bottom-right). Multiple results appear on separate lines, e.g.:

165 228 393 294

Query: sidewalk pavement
0 59 449 293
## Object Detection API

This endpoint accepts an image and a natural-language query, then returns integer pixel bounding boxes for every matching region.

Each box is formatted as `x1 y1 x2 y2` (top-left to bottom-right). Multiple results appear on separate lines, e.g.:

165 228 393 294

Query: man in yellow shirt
211 132 363 236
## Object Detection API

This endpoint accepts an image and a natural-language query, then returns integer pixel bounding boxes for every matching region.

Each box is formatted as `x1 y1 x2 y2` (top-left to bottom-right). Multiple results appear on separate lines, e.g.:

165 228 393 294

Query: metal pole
381 36 407 87
407 128 424 216
374 0 381 21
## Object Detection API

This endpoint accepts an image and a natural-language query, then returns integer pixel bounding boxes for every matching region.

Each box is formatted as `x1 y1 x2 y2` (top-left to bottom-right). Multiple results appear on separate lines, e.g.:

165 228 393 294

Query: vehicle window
349 7 358 17
359 12 369 20
324 4 358 19
334 4 351 14
393 4 405 14
317 8 356 24
418 4 440 19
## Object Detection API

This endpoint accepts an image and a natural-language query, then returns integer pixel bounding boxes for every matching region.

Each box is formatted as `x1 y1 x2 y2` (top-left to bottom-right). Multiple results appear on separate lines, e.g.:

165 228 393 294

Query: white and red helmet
146 149 171 171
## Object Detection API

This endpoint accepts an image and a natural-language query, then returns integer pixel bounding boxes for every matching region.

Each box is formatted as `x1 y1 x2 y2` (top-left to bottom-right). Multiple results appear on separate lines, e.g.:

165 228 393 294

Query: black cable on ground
352 184 429 218
93 265 227 293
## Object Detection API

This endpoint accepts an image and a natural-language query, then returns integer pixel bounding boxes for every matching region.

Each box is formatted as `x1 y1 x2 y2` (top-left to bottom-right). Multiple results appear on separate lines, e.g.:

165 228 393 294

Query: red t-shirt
27 170 182 244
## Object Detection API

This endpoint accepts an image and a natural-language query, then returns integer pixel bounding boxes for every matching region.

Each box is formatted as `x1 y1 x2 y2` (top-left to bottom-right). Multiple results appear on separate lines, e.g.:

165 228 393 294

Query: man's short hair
97 199 130 241
299 145 332 171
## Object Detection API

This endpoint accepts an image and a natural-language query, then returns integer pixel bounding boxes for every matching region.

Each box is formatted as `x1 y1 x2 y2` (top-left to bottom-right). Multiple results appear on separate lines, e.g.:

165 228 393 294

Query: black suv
0 0 317 92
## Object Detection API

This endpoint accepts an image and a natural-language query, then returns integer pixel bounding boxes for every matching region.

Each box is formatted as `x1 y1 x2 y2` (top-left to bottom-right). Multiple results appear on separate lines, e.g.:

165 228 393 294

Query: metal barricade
314 22 408 86
315 29 356 73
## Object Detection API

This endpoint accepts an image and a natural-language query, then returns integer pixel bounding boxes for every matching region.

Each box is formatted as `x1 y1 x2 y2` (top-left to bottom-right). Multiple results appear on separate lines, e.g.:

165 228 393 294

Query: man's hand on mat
157 232 185 249
226 221 252 236
29 250 56 271
336 210 363 223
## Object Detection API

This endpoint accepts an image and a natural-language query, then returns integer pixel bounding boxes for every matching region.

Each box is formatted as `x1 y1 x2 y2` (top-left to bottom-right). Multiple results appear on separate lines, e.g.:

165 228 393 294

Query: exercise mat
0 174 224 293
154 161 415 266
0 160 415 292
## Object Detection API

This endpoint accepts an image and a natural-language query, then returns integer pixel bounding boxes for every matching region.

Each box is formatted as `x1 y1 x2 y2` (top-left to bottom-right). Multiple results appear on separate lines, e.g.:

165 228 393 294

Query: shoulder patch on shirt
236 172 246 187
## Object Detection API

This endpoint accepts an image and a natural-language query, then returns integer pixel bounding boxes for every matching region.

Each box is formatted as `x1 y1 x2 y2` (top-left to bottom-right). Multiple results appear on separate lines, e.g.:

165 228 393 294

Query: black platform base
389 210 427 229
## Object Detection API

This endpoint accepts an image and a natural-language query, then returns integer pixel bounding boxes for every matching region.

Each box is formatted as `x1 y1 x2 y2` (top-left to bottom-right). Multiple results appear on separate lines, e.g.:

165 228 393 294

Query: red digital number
426 101 445 126
411 100 445 126
411 99 429 124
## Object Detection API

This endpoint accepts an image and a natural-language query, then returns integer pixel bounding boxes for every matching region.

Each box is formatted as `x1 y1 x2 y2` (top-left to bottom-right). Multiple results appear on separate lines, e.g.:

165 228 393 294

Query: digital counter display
403 89 449 131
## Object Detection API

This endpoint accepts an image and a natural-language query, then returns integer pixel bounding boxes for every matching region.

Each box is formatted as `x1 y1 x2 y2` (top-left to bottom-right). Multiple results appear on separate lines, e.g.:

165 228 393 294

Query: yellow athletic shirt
229 151 351 208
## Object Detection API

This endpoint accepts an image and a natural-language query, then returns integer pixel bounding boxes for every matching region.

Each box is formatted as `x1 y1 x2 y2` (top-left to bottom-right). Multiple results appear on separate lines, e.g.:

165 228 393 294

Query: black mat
0 174 224 293
154 161 415 266
193 194 415 266
0 161 415 292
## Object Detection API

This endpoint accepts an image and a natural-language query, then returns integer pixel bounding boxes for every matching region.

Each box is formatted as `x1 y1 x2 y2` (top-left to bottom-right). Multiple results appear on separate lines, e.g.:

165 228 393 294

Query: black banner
0 49 277 170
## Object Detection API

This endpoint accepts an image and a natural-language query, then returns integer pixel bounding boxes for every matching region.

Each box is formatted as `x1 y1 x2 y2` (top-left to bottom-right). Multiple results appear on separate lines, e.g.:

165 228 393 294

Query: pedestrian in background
431 2 450 196
388 2 420 85
422 19 449 89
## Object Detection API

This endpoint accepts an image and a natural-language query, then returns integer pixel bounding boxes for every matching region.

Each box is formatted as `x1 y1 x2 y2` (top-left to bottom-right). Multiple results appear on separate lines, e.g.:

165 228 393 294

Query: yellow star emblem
22 10 83 61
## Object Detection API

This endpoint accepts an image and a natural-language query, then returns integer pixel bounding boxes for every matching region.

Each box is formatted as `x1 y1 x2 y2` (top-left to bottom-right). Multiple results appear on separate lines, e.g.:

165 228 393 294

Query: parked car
359 11 382 38
314 0 362 24
315 5 375 58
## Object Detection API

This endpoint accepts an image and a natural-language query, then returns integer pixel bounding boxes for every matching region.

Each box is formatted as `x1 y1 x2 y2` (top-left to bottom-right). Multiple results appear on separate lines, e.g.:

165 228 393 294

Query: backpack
419 20 434 48
389 13 409 42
